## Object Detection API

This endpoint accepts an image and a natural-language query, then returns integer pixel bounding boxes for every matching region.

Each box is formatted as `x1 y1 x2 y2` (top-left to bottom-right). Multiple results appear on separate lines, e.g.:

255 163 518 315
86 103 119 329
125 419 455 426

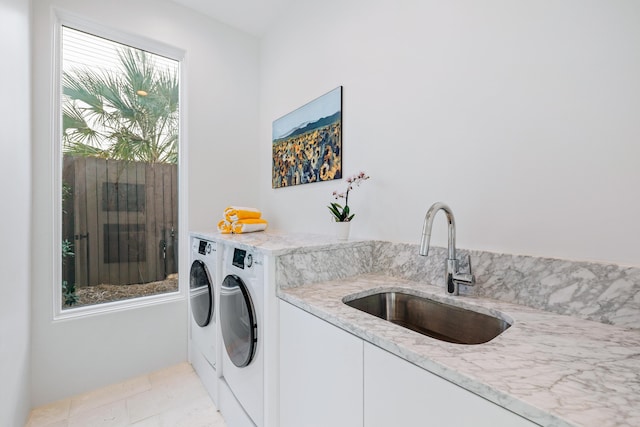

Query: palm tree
62 48 179 164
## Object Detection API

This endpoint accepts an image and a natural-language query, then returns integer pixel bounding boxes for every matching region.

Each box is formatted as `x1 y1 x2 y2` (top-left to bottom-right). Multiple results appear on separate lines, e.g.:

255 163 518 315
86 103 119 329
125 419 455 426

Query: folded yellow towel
231 218 268 234
224 206 262 222
217 219 233 234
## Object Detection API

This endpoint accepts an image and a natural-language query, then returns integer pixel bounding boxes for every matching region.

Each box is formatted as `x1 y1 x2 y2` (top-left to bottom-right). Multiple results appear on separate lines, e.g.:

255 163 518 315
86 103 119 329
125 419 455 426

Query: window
59 26 181 312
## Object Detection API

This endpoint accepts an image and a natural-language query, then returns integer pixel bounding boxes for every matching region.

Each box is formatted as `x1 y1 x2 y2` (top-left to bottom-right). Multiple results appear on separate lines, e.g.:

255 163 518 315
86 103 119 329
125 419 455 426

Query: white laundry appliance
219 244 265 427
189 236 218 403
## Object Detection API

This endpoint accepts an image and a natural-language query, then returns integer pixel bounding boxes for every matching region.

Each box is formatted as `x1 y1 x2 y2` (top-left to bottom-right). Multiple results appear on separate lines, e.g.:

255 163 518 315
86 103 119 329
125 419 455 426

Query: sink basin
344 292 511 344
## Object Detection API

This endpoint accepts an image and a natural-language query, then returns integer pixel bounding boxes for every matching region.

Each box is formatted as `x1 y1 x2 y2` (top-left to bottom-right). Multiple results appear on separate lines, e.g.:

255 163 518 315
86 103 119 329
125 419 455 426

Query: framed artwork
272 86 342 188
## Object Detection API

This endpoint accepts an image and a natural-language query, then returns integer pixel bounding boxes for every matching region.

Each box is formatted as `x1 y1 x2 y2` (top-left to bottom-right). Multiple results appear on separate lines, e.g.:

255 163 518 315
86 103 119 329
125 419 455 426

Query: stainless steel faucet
419 202 475 296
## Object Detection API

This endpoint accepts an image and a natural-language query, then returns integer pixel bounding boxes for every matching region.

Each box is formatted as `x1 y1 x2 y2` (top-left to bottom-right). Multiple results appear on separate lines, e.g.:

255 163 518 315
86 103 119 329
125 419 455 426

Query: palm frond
62 46 179 164
63 140 110 158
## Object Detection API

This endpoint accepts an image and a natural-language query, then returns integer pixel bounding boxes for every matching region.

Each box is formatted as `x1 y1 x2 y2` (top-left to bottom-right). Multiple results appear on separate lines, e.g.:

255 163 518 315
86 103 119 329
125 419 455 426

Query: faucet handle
453 272 475 286
453 254 475 286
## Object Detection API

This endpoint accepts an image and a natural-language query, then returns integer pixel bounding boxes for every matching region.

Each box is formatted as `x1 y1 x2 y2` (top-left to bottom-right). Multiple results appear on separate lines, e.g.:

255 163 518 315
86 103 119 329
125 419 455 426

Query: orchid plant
328 171 370 222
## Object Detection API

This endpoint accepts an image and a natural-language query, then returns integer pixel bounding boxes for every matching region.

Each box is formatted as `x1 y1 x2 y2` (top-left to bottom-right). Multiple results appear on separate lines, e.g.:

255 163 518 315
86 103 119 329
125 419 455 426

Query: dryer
219 244 265 427
189 236 218 403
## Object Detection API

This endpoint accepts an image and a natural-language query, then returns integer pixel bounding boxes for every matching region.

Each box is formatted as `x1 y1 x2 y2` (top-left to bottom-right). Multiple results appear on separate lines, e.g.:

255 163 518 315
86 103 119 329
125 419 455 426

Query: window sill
53 290 184 321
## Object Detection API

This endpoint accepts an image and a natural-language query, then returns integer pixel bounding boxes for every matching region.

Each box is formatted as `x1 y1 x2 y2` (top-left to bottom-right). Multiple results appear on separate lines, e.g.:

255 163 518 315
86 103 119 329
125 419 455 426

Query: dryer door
190 260 213 327
220 274 257 368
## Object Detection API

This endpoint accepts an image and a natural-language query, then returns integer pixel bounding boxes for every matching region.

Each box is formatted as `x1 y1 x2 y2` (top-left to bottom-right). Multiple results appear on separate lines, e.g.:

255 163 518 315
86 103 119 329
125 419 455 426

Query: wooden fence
62 156 178 286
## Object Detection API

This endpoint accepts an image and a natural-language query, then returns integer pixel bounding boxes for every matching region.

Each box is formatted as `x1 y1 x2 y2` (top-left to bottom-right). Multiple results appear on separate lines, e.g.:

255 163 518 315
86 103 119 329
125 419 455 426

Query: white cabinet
279 300 364 427
279 301 537 427
363 342 537 427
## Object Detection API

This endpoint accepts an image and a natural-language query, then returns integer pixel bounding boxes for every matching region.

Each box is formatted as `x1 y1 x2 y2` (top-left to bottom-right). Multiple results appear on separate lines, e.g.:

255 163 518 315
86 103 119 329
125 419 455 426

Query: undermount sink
344 292 511 345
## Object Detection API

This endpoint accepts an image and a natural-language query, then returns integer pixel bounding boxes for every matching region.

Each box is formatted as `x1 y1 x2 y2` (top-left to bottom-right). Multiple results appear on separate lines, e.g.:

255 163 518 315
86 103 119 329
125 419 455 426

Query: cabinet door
364 343 537 427
279 300 363 427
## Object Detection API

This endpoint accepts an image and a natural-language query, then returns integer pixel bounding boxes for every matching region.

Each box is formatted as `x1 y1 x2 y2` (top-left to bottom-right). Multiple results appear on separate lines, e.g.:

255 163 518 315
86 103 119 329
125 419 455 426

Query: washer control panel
232 248 248 269
193 239 215 257
230 247 262 270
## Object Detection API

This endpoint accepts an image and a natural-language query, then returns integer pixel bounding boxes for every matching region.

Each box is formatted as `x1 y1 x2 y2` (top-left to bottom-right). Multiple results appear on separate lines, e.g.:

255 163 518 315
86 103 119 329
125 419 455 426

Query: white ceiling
170 0 292 36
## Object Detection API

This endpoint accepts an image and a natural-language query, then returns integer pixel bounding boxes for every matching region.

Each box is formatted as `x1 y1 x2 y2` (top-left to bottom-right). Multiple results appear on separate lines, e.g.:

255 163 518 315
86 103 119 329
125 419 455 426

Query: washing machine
189 236 218 403
219 244 265 427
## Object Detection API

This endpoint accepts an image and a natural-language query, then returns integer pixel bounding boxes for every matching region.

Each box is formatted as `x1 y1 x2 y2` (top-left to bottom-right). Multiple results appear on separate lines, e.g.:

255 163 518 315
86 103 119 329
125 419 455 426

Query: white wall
31 0 259 406
259 0 640 267
0 0 31 424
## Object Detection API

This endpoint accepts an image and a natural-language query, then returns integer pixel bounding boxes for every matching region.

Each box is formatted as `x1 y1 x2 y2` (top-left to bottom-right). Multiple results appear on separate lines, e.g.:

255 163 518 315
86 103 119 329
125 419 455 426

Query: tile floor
25 363 227 427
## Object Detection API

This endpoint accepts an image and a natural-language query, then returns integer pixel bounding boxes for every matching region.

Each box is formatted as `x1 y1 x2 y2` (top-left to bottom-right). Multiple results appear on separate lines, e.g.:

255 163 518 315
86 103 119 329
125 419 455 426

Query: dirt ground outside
63 275 179 309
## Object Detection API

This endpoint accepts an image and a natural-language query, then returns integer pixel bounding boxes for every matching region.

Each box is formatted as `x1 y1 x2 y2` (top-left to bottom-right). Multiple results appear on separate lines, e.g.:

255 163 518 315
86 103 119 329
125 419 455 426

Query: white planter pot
334 221 351 241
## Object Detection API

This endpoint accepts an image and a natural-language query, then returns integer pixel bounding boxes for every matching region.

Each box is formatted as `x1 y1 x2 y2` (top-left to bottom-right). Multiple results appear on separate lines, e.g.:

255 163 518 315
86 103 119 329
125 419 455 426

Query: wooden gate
62 156 178 286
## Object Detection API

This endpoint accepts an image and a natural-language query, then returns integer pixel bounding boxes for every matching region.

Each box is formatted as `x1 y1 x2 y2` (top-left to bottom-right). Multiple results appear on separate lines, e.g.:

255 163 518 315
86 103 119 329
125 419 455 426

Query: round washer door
189 260 213 327
220 274 257 367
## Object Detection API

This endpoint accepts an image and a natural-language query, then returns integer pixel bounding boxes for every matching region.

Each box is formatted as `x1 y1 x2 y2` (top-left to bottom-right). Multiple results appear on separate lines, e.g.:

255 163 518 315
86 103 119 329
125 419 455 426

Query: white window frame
52 11 189 320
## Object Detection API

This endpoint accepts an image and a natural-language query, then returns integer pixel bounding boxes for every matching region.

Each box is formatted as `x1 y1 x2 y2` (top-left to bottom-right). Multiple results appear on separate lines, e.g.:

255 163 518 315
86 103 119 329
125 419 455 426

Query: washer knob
246 253 253 268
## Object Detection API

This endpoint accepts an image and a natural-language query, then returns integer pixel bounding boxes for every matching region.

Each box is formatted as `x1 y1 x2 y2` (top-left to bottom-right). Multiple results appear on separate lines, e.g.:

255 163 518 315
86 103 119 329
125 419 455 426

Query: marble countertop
279 274 640 427
190 229 369 255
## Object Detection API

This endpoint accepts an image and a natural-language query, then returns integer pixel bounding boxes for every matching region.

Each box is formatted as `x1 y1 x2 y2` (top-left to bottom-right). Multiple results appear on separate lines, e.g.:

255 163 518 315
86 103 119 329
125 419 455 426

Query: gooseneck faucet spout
420 202 456 259
419 202 475 296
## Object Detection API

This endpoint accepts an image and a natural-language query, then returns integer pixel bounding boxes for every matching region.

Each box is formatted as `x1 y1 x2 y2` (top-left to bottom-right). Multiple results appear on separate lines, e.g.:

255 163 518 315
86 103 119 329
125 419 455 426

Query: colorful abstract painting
272 86 342 188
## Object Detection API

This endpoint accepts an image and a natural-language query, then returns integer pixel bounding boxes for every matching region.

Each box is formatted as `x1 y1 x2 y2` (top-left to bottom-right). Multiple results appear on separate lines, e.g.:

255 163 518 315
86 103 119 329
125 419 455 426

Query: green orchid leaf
328 203 345 221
